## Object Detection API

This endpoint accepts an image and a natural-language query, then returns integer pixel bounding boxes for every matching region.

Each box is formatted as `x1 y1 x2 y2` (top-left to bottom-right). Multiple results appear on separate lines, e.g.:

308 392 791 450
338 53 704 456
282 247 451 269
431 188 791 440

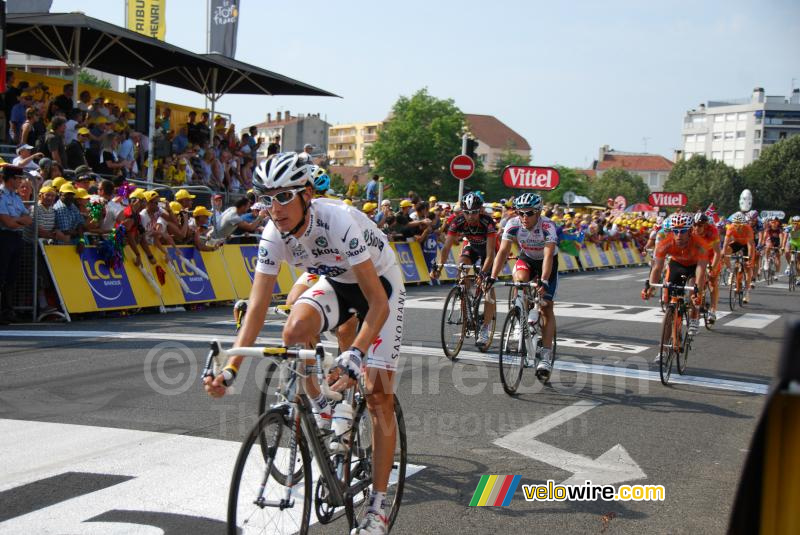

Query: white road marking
0 419 423 533
722 313 781 330
596 274 636 281
494 401 646 486
0 331 769 395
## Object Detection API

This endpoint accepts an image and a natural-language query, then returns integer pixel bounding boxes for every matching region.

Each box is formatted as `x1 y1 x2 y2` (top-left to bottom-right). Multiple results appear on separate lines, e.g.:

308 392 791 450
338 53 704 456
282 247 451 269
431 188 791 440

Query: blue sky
49 0 799 167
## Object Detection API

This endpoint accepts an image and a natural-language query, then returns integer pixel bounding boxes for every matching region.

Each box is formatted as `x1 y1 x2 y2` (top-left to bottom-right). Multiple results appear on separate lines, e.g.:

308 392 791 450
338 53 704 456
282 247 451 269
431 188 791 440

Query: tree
662 155 742 214
740 136 800 215
366 88 464 199
542 166 591 205
328 172 347 195
470 146 530 201
78 70 112 90
589 168 651 206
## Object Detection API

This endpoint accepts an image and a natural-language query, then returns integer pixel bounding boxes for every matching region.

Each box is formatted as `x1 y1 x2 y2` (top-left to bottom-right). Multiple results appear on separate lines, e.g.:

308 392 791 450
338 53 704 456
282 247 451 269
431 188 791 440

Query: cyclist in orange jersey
723 211 756 303
644 213 708 336
692 212 721 323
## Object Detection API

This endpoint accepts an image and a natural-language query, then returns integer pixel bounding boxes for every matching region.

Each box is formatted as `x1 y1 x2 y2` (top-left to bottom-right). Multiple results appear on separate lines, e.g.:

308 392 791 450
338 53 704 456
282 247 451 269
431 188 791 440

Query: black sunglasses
518 210 540 217
463 209 480 215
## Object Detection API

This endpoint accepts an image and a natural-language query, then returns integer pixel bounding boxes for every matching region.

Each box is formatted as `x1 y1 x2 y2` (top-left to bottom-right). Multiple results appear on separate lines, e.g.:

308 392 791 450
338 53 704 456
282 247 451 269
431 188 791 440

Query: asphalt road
1 266 797 534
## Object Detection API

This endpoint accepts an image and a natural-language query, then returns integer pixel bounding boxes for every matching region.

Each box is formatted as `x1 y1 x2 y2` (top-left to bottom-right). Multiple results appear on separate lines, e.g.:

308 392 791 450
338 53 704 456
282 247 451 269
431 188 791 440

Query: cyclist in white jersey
486 192 558 378
204 152 404 535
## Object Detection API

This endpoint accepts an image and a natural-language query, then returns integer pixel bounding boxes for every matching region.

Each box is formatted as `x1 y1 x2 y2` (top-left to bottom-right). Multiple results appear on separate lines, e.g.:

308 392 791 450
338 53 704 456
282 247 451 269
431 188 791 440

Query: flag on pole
126 0 167 41
208 0 240 57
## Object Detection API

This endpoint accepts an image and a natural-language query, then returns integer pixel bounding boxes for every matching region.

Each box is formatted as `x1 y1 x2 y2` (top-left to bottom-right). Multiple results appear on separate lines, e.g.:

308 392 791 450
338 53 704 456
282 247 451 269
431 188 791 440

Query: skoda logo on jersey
349 238 359 250
316 236 328 248
259 245 268 257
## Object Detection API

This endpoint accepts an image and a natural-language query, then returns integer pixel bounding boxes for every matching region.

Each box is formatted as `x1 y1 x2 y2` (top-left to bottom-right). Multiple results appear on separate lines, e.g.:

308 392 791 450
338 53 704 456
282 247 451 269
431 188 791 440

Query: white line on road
0 331 768 395
597 274 636 281
722 313 781 330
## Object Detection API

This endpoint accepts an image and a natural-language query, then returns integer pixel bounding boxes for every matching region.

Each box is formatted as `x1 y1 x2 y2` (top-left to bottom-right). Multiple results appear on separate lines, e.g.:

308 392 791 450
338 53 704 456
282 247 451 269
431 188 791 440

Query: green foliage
663 155 742 214
329 172 347 195
366 88 465 199
589 168 651 205
542 166 591 205
469 147 530 201
740 136 800 215
78 70 112 90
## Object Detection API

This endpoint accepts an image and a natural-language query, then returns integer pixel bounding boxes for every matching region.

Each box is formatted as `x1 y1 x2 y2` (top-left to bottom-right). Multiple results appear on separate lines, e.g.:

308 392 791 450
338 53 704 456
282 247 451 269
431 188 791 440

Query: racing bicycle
646 279 697 385
438 263 497 359
727 253 748 310
202 341 407 534
497 279 557 395
789 250 798 292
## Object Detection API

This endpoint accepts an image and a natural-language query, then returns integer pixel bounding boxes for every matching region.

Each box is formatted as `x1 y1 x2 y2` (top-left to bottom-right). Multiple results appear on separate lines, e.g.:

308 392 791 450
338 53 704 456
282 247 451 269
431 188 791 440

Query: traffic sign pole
458 133 467 202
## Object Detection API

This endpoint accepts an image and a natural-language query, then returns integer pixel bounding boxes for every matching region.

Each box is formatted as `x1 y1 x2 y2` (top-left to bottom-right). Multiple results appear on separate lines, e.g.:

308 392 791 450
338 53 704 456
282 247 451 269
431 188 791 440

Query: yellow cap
192 206 212 218
362 202 377 212
39 186 56 195
493 211 502 218
77 127 91 135
129 188 146 200
59 183 77 195
75 188 90 199
143 190 160 202
399 199 413 208
52 177 68 189
169 201 183 214
429 196 437 202
174 189 196 201
343 199 353 206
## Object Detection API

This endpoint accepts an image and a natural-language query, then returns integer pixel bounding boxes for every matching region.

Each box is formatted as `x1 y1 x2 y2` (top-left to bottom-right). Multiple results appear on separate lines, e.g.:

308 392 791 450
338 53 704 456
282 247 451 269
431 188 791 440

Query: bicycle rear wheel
659 306 676 385
676 307 691 375
228 408 312 535
498 306 525 395
441 286 466 360
475 287 497 353
789 261 797 292
702 286 712 330
729 267 739 311
344 394 407 532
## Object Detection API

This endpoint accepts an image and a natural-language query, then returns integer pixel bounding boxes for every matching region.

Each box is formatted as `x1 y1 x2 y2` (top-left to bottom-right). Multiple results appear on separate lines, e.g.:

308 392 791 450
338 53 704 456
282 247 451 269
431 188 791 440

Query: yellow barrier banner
577 244 597 269
221 244 294 299
42 244 161 313
591 243 615 268
558 253 580 272
391 241 431 284
127 0 167 40
143 246 234 306
608 241 625 266
615 241 638 266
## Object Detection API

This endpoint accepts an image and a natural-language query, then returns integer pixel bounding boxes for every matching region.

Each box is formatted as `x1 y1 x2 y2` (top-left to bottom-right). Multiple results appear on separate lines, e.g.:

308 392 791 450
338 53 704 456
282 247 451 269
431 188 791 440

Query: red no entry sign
450 155 475 180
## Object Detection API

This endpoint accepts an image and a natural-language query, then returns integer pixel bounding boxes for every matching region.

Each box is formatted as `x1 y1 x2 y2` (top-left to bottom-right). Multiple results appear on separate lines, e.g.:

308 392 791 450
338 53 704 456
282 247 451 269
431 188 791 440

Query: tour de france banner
157 246 235 305
126 0 167 40
391 242 431 284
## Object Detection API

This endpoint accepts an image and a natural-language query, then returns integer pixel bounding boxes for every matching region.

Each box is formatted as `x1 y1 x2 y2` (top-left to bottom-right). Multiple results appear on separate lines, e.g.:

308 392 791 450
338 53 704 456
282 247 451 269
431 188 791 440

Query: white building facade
681 87 800 169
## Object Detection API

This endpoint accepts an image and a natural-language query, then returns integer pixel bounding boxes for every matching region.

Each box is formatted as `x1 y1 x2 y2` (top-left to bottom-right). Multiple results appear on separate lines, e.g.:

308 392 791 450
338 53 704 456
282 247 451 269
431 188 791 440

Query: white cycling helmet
730 212 747 224
253 152 314 194
514 192 543 211
462 192 483 211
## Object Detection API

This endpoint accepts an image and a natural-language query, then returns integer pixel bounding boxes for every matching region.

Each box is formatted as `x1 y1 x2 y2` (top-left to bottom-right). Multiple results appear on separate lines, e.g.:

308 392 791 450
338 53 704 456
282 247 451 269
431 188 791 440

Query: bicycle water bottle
527 307 539 327
330 402 354 453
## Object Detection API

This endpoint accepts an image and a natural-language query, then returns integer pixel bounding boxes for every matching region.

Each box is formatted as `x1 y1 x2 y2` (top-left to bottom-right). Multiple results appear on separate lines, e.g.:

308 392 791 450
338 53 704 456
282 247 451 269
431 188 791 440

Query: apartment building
327 121 382 166
247 110 330 157
593 145 674 191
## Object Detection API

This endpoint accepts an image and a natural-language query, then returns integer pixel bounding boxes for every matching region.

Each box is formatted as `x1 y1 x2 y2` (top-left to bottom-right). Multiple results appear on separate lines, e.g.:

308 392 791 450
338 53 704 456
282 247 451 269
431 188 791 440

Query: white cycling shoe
708 311 716 324
536 348 553 379
476 324 491 346
688 319 699 337
351 511 389 535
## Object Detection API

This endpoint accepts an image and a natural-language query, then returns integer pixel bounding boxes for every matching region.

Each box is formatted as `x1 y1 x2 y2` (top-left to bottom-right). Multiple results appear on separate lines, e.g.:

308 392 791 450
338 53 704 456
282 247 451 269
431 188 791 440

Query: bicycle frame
504 280 542 360
202 340 366 508
441 263 481 332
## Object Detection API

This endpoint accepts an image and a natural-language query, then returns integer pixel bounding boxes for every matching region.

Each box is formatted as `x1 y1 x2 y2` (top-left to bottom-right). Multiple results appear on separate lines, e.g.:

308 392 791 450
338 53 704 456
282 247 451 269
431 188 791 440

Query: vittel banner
501 166 561 190
648 192 687 207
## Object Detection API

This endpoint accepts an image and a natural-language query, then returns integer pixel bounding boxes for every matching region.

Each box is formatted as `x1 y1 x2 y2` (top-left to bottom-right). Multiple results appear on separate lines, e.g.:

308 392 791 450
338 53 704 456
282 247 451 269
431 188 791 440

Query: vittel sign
648 192 687 207
501 166 561 190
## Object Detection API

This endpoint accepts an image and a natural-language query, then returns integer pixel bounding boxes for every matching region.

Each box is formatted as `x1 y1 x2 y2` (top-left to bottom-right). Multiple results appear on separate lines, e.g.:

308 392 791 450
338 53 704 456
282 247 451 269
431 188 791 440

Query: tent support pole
73 27 80 107
146 80 156 186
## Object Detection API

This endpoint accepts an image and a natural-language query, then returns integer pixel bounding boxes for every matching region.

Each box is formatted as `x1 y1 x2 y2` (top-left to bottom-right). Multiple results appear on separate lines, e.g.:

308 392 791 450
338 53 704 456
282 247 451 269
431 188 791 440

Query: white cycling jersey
256 198 396 283
501 215 559 260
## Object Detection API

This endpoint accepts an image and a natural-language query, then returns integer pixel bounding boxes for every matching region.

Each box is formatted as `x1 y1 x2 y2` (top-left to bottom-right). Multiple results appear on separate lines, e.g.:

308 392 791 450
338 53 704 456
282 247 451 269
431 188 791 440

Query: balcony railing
333 149 354 158
329 135 356 144
362 133 377 143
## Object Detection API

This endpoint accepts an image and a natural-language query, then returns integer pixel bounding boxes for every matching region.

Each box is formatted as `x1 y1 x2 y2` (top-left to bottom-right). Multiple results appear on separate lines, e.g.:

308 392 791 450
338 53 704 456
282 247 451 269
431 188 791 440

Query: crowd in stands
2 71 276 193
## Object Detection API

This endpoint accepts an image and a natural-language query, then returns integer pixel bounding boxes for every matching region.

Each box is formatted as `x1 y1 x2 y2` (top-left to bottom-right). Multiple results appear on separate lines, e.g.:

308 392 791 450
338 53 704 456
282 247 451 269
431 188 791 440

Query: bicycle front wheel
659 306 676 385
729 269 738 311
441 286 466 360
498 306 525 395
344 394 407 532
228 408 312 535
789 262 797 292
702 286 712 330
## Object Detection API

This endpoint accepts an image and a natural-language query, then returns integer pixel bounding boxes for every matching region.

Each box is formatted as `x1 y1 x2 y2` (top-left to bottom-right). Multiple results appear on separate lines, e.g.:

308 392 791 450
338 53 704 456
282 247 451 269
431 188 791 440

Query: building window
714 115 724 123
735 150 744 159
753 149 760 158
696 134 706 143
736 131 746 138
779 131 787 140
649 172 659 187
685 134 696 143
712 132 723 141
754 130 761 140
726 113 736 121
723 150 733 160
737 112 748 121
684 152 693 159
692 116 706 124
724 131 735 140
712 151 722 160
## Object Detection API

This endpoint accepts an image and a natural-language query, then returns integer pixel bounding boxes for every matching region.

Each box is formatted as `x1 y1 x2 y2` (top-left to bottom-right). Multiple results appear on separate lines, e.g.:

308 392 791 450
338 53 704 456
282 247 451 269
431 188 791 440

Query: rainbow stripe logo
469 475 521 506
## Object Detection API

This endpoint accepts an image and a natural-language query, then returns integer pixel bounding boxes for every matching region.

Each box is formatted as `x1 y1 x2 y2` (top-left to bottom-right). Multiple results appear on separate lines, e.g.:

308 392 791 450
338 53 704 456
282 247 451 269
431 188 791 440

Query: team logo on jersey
349 238 359 249
259 245 268 257
316 236 328 248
